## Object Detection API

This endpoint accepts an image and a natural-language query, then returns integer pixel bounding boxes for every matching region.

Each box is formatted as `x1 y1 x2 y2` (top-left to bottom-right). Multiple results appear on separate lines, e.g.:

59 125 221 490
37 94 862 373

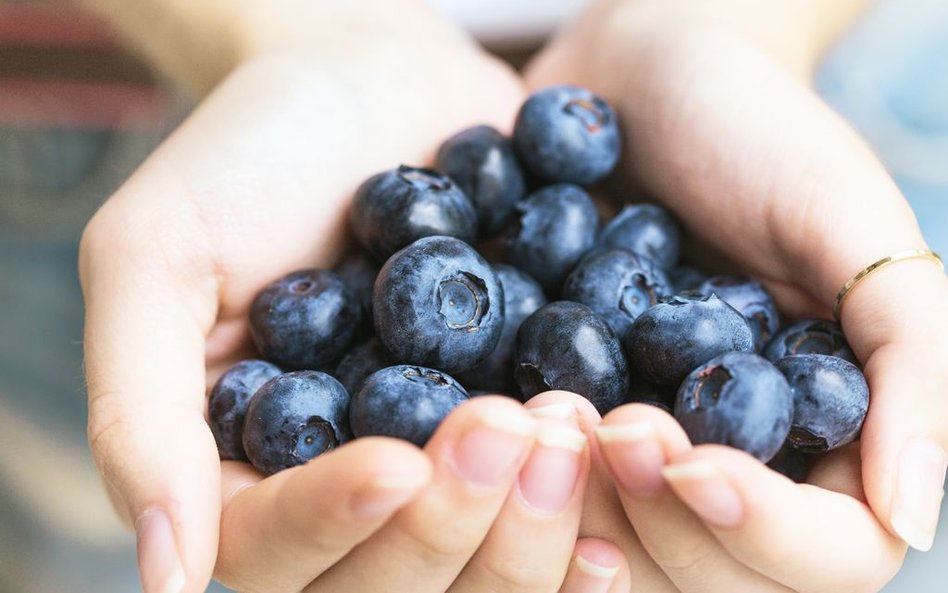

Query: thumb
841 259 948 552
80 200 221 593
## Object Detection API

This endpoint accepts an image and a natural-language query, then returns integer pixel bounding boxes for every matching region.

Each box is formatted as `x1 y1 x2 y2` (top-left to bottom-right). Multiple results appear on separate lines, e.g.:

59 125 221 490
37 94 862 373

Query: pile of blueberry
209 86 869 481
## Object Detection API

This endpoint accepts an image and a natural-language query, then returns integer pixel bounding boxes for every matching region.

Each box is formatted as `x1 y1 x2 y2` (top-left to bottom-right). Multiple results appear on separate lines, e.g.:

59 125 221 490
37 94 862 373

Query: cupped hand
78 6 630 591
526 1 948 591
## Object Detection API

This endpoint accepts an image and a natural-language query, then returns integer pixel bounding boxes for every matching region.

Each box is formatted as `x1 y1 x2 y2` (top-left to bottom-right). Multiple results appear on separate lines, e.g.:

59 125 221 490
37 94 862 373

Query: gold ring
833 249 944 319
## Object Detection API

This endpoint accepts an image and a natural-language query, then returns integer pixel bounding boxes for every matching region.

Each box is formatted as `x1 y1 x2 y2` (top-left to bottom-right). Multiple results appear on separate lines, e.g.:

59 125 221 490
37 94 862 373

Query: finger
448 409 589 593
306 396 537 593
559 538 632 593
525 392 680 593
663 445 906 593
80 200 220 593
215 439 432 592
595 404 793 593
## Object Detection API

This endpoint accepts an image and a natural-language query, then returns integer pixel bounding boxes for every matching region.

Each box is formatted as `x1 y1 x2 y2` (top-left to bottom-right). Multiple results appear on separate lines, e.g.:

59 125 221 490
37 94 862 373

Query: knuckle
647 534 717 574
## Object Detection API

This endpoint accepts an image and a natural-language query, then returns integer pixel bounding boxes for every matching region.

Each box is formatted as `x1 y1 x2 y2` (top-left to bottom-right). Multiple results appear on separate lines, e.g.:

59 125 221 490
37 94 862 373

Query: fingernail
529 402 576 421
560 555 618 593
595 422 665 497
136 509 186 593
353 472 430 520
891 438 947 552
662 461 744 527
519 424 586 513
453 410 536 486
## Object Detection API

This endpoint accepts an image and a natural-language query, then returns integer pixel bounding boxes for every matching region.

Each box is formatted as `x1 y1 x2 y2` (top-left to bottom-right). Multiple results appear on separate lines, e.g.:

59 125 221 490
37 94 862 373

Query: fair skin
78 0 948 592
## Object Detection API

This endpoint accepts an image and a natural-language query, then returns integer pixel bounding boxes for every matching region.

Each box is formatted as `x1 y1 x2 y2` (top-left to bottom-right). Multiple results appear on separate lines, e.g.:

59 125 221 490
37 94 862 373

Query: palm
169 50 526 382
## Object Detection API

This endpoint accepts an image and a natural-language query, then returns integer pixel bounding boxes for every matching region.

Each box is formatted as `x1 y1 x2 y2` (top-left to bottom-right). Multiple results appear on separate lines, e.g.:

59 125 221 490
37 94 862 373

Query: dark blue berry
699 275 780 351
333 337 395 396
374 236 504 374
624 293 754 386
675 352 793 462
763 319 858 365
249 269 361 370
513 86 621 185
350 165 477 261
506 184 599 295
208 360 282 461
436 126 526 236
775 354 869 452
350 365 469 447
598 204 680 269
457 265 546 393
563 248 671 338
515 301 629 415
242 371 352 476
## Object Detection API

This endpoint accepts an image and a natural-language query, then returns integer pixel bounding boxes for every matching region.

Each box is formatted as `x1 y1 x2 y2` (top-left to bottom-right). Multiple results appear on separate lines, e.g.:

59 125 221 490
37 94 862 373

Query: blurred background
1 0 945 591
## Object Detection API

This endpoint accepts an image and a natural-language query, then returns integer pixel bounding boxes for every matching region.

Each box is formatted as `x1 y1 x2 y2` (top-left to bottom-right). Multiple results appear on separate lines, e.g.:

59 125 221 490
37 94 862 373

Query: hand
526 1 948 591
78 4 627 591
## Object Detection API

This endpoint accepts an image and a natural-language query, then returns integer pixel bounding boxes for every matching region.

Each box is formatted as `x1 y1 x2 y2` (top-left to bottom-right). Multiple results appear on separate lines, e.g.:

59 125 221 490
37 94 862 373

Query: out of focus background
1 0 946 591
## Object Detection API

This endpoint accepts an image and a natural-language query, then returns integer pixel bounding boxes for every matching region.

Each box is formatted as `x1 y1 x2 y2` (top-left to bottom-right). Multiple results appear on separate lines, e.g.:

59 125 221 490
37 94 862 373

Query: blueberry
597 204 681 270
668 265 710 293
699 275 780 351
350 165 477 261
207 360 282 461
513 86 621 185
624 293 754 387
249 269 361 370
506 184 599 295
350 365 469 447
675 352 793 462
436 126 526 236
334 251 380 337
766 442 811 483
775 354 869 452
333 337 395 396
515 301 629 414
242 371 352 476
457 265 547 393
763 319 858 365
374 236 504 374
563 248 671 338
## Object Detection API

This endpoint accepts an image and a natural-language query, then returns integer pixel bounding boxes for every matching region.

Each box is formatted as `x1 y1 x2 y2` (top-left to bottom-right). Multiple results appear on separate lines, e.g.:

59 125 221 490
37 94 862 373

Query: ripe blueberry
249 269 361 371
563 248 671 338
242 371 352 476
675 352 793 462
506 183 599 295
624 293 754 387
436 125 526 236
208 359 282 461
350 365 469 446
597 204 681 270
775 354 869 452
350 165 477 261
514 86 621 185
515 301 629 414
374 236 504 374
764 319 858 365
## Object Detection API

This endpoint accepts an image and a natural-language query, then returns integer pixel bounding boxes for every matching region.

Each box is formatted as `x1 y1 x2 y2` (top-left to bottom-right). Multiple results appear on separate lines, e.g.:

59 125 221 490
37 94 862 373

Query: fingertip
562 538 631 593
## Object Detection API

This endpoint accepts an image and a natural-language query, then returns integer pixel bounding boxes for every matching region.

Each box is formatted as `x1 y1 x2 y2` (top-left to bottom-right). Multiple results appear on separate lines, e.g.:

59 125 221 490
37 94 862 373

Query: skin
77 0 948 591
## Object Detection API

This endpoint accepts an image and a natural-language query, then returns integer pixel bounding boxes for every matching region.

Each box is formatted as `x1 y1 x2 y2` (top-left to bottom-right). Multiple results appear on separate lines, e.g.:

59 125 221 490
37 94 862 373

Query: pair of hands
79 1 948 592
